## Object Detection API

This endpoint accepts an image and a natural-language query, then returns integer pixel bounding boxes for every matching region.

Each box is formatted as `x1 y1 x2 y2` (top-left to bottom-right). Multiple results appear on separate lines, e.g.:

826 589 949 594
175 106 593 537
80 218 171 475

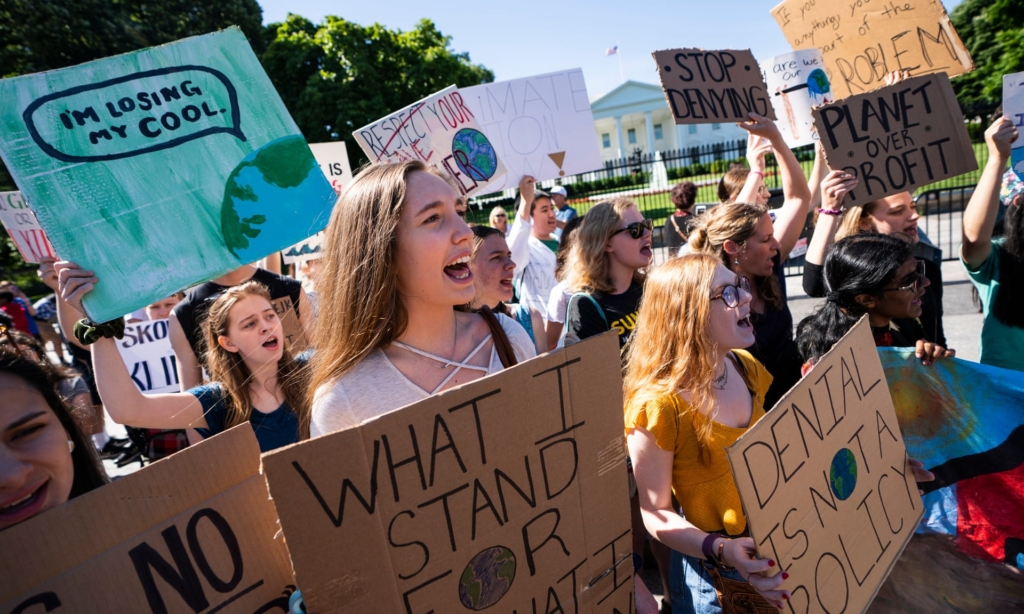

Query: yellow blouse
624 350 772 535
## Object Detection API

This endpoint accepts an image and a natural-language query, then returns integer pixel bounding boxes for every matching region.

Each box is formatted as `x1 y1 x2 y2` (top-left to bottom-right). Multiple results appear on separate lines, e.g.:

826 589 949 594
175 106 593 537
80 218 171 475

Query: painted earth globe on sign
451 128 498 182
458 545 517 610
829 448 858 501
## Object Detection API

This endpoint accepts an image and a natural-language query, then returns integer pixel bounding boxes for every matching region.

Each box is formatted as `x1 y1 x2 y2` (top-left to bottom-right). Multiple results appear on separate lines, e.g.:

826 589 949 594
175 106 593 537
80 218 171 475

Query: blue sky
259 0 963 102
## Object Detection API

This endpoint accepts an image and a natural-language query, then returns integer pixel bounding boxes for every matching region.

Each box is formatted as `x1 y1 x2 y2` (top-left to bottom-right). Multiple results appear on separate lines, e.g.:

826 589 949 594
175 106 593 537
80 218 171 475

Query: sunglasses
711 276 752 308
879 260 926 293
493 214 507 219
611 219 653 240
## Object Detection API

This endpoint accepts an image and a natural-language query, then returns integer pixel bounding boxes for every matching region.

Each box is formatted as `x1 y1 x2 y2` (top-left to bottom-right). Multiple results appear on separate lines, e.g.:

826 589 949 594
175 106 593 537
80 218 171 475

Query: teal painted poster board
0 28 336 322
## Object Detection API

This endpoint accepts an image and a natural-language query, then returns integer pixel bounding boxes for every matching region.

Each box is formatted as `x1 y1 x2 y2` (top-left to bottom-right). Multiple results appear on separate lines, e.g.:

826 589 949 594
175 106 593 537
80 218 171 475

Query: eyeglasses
493 214 507 219
879 260 926 293
611 219 653 240
711 277 752 308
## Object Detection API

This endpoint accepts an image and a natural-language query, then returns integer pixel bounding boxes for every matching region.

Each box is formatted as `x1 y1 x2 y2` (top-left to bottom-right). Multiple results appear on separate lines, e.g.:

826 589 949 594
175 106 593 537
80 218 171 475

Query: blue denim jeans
670 549 749 614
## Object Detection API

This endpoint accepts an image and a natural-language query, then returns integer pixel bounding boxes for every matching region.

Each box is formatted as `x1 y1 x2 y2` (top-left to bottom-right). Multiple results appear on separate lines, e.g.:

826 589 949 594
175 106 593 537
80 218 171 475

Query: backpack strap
477 305 518 368
567 292 608 326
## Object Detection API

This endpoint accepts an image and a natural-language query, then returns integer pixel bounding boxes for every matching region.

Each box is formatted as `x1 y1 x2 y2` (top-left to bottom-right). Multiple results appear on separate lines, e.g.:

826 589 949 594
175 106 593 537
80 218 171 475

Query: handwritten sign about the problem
262 332 633 613
653 49 776 125
1004 71 1024 181
0 191 55 263
0 28 336 323
461 69 603 190
0 427 296 613
761 50 834 148
812 73 976 208
116 319 180 394
727 318 922 614
771 0 973 99
353 85 507 197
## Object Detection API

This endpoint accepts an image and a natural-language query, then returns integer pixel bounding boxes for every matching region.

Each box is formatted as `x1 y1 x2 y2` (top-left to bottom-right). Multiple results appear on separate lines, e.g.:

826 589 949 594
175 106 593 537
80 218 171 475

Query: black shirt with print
565 280 643 348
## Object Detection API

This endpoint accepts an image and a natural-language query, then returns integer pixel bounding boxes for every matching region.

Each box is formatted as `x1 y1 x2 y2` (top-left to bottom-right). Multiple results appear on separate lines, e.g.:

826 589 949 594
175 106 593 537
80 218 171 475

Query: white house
590 81 749 161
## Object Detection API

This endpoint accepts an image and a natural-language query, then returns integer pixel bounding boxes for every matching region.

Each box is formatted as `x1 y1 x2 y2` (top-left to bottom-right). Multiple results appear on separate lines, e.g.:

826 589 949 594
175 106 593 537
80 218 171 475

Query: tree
951 0 1024 116
261 15 494 164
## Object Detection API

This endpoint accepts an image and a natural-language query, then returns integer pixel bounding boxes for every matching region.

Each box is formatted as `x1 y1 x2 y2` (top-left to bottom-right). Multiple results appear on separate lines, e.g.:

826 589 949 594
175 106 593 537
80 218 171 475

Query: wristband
73 318 126 346
816 207 844 216
702 534 720 564
750 171 764 179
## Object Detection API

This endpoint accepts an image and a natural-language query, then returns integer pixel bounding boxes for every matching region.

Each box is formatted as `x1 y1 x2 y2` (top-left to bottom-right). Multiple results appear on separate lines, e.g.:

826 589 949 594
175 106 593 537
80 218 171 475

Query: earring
67 439 74 453
734 259 740 267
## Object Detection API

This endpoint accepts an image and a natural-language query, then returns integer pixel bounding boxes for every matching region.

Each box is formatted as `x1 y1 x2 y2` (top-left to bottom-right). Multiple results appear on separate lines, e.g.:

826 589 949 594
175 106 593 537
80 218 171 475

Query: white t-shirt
507 216 558 320
546 280 572 324
310 313 536 438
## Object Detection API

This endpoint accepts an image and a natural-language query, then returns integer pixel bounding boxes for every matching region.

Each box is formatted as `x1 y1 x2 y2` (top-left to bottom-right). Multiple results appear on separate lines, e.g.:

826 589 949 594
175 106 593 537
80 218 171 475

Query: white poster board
760 49 834 148
0 191 56 263
1005 71 1024 180
115 319 180 394
461 69 602 190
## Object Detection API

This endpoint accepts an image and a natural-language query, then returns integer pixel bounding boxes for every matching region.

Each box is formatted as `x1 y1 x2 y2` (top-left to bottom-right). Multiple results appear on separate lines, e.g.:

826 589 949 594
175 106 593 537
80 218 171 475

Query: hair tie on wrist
750 171 764 178
826 291 842 304
73 318 125 346
817 207 844 216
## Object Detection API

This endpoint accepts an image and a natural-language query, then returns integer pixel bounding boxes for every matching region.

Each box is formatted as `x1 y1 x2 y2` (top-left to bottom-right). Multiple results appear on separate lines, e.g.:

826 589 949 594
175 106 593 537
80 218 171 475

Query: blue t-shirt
191 384 299 452
964 238 1024 372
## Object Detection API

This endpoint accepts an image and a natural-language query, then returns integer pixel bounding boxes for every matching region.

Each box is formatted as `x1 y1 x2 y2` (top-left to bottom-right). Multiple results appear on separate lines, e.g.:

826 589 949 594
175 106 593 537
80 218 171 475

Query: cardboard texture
771 0 973 99
1004 71 1024 180
812 73 976 208
0 191 55 263
761 50 835 148
0 28 337 322
262 332 634 614
353 85 507 197
270 296 307 353
0 426 296 613
461 69 603 191
726 318 923 614
652 49 776 125
116 318 180 394
281 142 351 264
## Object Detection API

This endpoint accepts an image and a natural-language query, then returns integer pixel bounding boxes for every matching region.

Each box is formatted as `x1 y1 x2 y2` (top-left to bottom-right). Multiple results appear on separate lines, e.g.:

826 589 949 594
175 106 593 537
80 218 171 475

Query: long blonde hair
204 281 309 431
623 254 721 462
834 200 880 241
687 202 782 309
564 199 644 294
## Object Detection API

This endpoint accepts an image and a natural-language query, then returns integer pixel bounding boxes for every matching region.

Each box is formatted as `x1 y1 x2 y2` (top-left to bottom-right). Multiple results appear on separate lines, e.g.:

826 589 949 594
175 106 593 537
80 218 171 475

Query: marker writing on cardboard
661 51 772 122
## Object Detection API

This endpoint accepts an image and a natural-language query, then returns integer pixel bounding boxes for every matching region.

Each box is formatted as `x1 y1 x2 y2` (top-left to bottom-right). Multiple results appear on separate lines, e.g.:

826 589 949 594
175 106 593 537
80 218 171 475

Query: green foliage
950 0 1024 116
260 15 494 165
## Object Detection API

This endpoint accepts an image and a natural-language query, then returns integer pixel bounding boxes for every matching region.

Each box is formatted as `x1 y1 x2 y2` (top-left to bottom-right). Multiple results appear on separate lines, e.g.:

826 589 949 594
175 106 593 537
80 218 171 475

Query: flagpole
617 41 624 83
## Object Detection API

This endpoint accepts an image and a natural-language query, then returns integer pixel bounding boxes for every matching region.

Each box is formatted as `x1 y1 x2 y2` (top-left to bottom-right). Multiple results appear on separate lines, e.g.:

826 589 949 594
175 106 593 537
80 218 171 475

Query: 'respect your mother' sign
727 318 922 614
353 85 507 197
0 28 336 323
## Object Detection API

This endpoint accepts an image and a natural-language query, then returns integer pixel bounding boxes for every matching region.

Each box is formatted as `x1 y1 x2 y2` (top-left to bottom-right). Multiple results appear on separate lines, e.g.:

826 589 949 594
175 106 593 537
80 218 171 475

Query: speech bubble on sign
23 66 244 163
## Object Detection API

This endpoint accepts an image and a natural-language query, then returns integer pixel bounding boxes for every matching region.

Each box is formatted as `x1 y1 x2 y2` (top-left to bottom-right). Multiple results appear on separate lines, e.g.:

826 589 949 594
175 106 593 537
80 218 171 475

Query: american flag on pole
605 45 618 56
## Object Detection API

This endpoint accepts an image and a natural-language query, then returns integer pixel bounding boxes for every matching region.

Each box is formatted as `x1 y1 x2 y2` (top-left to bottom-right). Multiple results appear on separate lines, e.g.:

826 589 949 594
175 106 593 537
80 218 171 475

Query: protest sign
0 28 337 323
812 73 976 208
0 191 56 264
771 0 973 99
262 332 634 613
652 49 776 125
353 85 507 197
727 318 922 614
1004 71 1024 181
761 50 834 148
116 318 180 394
270 296 307 353
460 69 602 190
281 142 352 264
0 426 296 613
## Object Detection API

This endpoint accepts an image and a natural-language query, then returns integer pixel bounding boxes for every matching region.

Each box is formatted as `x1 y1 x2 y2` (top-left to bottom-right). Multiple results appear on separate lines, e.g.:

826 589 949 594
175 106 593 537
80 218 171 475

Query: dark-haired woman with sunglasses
562 199 653 349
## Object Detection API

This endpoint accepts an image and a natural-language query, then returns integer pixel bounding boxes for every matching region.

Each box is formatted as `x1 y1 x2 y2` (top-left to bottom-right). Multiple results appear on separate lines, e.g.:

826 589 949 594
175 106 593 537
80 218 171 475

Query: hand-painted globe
458 545 517 610
808 69 831 97
829 448 858 501
220 135 335 262
452 128 498 182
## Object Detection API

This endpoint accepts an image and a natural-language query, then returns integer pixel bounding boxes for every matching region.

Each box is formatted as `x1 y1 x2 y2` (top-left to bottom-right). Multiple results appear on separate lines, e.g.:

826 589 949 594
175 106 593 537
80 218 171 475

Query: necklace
713 364 729 390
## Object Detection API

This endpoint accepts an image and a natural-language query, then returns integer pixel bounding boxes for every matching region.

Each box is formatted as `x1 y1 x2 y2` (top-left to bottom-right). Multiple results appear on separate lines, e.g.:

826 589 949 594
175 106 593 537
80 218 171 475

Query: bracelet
750 171 764 178
717 539 735 570
701 533 719 563
816 207 844 216
73 317 126 346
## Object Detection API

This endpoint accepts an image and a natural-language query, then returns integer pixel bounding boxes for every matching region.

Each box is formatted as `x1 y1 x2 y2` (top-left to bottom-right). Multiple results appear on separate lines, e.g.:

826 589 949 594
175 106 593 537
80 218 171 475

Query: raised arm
805 170 858 267
734 133 771 204
507 175 536 271
805 142 829 213
37 258 88 351
962 117 1018 268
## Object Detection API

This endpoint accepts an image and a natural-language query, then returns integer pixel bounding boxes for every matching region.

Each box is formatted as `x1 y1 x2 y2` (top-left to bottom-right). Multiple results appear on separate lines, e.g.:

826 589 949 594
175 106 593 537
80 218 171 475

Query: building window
627 128 637 144
602 133 611 148
688 125 698 135
712 123 721 131
654 123 663 140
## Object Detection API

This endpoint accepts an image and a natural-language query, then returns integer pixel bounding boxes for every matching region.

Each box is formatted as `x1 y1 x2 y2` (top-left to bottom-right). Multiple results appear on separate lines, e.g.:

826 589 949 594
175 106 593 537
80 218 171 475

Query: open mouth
499 276 513 289
262 336 279 350
444 254 473 282
904 225 919 239
0 482 47 525
737 315 752 329
640 243 653 258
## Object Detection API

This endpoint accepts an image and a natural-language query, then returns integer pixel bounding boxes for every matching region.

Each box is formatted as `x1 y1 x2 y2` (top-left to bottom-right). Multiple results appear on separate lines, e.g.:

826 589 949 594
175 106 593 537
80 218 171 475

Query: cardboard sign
0 426 296 613
1004 71 1024 180
0 190 56 263
727 318 922 614
116 318 180 394
653 49 776 124
812 73 976 208
353 85 507 197
761 50 834 147
262 333 633 613
0 28 337 323
771 0 973 99
270 296 307 353
460 69 603 190
281 142 351 264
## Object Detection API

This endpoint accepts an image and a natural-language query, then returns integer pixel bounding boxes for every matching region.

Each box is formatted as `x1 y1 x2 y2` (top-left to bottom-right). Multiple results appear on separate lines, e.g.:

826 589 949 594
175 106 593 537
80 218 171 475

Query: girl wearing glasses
795 233 954 368
562 199 653 349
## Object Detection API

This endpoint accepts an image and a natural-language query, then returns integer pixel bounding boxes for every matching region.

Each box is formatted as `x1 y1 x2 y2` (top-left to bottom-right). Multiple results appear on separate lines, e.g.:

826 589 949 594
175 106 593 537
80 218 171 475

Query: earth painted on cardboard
829 448 858 501
452 128 498 182
458 545 517 610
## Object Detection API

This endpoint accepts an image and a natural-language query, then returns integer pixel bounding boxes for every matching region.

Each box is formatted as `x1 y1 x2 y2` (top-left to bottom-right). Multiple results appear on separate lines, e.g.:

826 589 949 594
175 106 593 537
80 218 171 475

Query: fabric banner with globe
0 28 336 322
879 349 1024 570
353 85 507 197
